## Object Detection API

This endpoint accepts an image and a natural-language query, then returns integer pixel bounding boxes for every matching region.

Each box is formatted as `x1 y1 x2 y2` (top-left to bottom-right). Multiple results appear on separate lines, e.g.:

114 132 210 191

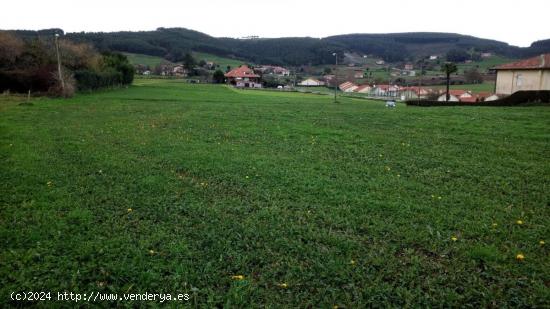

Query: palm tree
441 62 458 102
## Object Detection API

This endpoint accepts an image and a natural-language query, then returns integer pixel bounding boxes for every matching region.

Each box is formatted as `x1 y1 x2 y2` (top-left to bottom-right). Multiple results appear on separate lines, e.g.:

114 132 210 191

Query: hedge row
406 91 550 107
74 69 126 91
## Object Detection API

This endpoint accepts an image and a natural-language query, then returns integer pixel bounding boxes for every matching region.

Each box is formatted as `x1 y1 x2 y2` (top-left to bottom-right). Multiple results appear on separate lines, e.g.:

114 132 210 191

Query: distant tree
323 67 332 74
441 62 458 102
464 67 483 84
198 59 207 67
226 65 231 73
182 53 196 70
0 32 25 68
212 69 225 83
446 49 469 62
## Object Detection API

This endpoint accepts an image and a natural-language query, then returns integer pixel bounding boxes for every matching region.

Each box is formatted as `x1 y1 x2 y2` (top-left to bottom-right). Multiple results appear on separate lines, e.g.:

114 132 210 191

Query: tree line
0 31 134 96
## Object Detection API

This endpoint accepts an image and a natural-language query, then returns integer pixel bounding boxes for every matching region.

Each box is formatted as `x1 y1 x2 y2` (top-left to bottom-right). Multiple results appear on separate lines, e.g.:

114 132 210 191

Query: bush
74 69 124 90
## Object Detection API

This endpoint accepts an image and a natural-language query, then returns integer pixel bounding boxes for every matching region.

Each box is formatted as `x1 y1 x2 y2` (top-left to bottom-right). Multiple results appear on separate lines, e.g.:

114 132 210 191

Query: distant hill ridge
6 28 550 66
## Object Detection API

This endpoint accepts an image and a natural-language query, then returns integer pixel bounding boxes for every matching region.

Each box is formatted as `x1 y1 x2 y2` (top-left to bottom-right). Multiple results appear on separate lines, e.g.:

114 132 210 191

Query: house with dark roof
494 54 550 95
224 65 262 88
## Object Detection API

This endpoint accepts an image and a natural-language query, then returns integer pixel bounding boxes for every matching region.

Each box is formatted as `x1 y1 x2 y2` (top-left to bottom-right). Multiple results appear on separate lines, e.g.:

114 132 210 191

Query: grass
1 80 549 307
193 52 246 69
123 52 172 67
457 55 515 73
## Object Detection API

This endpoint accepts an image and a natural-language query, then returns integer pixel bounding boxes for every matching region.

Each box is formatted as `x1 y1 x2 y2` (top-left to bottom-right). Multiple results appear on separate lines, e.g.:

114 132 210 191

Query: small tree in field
441 62 458 102
212 70 225 84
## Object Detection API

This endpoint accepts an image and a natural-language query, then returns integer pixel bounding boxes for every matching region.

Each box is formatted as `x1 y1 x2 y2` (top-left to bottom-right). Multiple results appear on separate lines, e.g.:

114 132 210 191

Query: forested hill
8 28 550 66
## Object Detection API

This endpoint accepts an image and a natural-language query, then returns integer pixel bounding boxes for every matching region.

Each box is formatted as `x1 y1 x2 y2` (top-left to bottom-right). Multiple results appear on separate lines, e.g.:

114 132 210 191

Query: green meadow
123 53 172 67
1 80 549 307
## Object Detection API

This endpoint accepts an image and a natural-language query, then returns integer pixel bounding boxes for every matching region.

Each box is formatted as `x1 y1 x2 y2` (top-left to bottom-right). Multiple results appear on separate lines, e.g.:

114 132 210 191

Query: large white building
494 54 550 95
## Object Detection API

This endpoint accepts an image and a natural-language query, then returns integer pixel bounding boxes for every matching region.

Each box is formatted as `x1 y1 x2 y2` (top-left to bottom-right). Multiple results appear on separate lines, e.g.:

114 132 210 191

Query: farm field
123 52 172 67
193 52 246 69
1 80 549 307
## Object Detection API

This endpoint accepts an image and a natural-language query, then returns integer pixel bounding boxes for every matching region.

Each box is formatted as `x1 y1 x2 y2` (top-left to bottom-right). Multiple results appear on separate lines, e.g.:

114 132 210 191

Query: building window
516 74 523 87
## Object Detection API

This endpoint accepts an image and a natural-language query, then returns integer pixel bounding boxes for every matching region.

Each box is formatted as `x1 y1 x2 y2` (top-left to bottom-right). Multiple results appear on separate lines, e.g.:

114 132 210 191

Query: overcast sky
2 0 549 47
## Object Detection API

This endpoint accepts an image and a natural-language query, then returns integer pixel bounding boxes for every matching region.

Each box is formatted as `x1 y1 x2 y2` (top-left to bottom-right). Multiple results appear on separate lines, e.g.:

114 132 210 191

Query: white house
484 94 500 101
299 78 325 86
372 84 399 97
437 90 472 102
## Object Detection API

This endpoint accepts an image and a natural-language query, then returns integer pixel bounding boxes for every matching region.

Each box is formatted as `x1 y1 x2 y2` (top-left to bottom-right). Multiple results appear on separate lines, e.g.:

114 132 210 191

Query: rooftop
494 54 550 70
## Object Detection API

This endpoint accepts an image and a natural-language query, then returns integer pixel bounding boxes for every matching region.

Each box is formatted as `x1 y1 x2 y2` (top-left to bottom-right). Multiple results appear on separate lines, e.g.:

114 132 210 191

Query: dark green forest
7 27 550 66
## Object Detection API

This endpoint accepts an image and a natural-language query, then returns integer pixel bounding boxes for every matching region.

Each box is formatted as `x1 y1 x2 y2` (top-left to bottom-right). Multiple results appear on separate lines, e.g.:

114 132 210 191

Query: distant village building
437 90 473 102
299 78 325 86
429 55 439 60
172 65 188 77
372 84 399 97
375 60 385 65
354 84 372 94
404 64 414 70
225 65 262 88
256 65 290 76
484 94 500 101
481 53 492 58
339 81 358 92
354 71 364 79
494 54 550 95
400 87 431 99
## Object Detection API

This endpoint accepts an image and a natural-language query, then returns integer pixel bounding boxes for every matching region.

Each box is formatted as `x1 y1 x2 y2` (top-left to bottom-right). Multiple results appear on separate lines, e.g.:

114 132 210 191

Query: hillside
6 28 550 66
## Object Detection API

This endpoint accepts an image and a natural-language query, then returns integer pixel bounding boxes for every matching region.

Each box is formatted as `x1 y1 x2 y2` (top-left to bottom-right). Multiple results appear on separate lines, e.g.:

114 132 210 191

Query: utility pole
54 33 65 95
333 52 338 103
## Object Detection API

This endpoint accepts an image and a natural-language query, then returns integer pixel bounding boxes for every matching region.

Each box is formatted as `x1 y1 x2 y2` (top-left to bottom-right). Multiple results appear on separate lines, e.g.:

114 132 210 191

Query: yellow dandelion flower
231 275 244 280
431 194 435 199
451 236 458 242
437 196 442 200
245 175 249 179
350 259 356 265
397 174 401 177
278 283 288 288
127 208 133 213
492 223 498 227
539 240 545 245
47 181 53 187
148 250 155 255
515 253 525 261
516 220 523 225
385 166 391 171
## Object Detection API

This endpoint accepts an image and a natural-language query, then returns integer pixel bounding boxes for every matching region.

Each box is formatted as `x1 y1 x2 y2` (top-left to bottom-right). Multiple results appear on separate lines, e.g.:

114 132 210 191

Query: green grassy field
1 80 549 307
124 51 245 70
193 52 246 69
457 55 515 73
123 53 172 67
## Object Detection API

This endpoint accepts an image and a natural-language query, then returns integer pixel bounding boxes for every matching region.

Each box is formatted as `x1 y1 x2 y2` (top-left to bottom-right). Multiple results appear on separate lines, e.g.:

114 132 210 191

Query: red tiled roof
224 65 260 78
459 96 478 103
494 54 550 70
447 90 468 96
375 84 397 90
475 92 494 98
354 84 371 92
339 81 357 90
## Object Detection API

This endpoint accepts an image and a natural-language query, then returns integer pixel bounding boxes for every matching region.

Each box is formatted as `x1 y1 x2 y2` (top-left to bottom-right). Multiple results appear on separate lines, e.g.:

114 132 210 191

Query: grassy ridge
1 81 549 307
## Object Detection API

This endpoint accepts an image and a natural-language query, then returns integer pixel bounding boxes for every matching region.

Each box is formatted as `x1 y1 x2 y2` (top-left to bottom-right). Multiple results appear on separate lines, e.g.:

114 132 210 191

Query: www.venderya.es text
10 291 190 303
